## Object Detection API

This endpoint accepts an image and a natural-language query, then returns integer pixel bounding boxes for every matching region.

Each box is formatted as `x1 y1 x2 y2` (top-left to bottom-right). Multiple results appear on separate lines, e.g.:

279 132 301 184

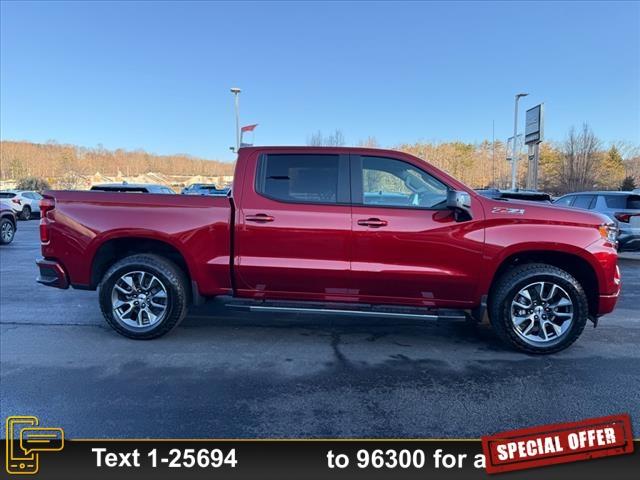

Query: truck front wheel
99 254 189 339
488 263 589 354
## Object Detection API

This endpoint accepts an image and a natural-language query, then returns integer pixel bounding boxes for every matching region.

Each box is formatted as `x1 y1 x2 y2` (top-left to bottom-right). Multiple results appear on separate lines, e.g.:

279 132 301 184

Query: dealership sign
524 104 544 145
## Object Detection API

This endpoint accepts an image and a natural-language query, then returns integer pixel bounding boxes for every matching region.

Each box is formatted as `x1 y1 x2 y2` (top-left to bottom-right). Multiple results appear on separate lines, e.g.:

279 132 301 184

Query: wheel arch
91 236 192 291
1 213 16 228
487 250 600 317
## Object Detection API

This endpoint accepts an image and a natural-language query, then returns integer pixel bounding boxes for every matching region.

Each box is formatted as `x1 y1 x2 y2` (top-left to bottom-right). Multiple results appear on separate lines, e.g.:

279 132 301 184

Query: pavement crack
330 331 353 369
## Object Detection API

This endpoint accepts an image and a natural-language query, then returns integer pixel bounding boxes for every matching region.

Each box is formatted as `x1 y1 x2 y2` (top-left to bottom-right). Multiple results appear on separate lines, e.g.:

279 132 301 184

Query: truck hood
479 197 612 227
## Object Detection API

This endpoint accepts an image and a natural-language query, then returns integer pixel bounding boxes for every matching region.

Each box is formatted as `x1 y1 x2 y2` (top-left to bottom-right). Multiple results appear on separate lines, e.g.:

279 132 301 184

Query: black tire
20 205 31 220
0 218 15 245
488 263 589 354
99 254 189 339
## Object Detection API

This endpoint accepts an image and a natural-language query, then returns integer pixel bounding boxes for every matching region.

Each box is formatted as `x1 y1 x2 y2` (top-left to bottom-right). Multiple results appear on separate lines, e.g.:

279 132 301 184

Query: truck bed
40 190 233 296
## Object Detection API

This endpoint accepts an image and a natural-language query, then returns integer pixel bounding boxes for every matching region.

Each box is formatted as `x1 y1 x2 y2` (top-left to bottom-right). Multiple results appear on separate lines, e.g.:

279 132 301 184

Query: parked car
90 183 176 194
554 191 640 251
476 189 552 203
36 146 620 354
0 204 17 245
181 183 230 196
0 190 43 220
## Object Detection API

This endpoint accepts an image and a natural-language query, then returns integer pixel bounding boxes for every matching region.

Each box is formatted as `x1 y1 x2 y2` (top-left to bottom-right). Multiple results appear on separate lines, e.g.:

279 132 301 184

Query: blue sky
1 1 638 162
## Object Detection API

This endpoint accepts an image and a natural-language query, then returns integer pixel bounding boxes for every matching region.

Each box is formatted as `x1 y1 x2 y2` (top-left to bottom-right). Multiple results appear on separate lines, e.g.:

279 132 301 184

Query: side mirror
446 190 472 221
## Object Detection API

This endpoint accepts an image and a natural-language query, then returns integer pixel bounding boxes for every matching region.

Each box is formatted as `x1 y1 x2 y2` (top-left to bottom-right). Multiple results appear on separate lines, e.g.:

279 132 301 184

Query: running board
225 299 468 321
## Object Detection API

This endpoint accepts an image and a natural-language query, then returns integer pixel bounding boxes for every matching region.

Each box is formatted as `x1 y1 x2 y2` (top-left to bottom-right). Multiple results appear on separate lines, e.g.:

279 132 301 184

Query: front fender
477 220 607 299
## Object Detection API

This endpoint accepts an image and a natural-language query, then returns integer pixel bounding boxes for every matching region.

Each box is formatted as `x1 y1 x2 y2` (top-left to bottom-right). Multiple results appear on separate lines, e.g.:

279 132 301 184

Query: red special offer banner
482 414 634 474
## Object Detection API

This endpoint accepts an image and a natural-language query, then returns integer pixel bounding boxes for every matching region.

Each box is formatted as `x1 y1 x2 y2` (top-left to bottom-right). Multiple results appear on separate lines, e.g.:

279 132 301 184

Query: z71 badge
492 207 525 215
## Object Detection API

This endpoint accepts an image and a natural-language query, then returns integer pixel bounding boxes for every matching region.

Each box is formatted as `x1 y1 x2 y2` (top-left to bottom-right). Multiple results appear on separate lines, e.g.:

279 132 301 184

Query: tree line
309 125 639 194
1 124 638 193
0 140 235 186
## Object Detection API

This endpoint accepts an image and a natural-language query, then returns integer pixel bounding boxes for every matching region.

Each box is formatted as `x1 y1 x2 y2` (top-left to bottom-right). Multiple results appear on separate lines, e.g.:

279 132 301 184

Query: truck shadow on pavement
184 298 509 355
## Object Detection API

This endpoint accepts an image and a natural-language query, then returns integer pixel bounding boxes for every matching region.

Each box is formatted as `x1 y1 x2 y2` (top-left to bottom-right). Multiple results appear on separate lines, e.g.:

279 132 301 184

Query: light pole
230 87 241 151
511 92 528 190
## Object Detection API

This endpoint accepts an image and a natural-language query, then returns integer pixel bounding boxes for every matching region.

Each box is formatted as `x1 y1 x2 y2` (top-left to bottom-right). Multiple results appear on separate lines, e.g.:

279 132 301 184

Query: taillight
39 197 55 243
614 212 639 223
40 197 55 217
12 198 21 205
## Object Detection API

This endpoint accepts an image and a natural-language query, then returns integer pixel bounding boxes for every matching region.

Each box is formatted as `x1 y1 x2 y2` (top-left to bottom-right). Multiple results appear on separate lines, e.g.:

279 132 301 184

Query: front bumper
36 258 69 289
598 292 620 316
597 264 621 316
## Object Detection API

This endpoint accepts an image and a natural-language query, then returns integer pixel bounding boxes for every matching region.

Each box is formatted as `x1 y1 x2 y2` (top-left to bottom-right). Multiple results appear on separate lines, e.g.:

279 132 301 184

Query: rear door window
256 154 345 204
0 192 16 198
573 195 595 209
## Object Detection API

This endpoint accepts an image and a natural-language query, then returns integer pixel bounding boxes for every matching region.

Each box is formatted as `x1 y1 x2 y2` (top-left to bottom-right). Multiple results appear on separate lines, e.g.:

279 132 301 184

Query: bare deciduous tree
558 123 601 193
358 136 379 148
16 176 51 191
306 129 346 146
307 131 324 146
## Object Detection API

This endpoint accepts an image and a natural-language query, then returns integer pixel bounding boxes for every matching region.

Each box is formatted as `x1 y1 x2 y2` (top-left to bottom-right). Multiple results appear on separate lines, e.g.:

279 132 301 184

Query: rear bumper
36 258 69 289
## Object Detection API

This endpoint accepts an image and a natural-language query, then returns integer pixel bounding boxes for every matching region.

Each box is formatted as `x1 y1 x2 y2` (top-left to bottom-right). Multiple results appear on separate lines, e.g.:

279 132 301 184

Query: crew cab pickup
36 147 621 353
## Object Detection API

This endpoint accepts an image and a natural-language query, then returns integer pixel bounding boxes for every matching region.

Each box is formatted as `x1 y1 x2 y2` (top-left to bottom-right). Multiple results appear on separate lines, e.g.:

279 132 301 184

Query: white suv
0 190 43 220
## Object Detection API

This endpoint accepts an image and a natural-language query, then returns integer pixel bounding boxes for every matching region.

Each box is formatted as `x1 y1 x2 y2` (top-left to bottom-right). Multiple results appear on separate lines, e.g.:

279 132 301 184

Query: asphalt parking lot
1 220 639 439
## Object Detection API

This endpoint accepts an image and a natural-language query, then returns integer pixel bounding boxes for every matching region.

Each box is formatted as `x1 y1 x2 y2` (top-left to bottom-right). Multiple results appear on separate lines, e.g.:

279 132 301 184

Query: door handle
357 218 388 228
246 213 275 223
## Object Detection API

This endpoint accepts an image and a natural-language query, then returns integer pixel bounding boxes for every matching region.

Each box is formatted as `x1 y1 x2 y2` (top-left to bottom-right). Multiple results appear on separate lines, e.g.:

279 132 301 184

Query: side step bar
225 299 468 321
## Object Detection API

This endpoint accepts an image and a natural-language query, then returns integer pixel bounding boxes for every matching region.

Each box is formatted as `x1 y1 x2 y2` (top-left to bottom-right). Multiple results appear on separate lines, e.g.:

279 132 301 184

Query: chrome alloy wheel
510 281 574 345
111 271 168 329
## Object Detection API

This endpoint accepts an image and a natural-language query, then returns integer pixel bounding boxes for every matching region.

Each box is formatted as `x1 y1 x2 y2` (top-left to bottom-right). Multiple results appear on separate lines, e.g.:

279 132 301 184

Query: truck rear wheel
488 263 589 354
99 254 189 339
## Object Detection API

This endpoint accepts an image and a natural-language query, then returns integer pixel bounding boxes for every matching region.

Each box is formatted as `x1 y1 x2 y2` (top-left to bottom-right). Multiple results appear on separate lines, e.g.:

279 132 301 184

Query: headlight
598 223 618 245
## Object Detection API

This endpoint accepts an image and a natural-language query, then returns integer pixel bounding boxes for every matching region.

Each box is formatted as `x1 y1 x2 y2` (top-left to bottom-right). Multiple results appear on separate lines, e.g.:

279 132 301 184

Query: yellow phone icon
6 416 39 475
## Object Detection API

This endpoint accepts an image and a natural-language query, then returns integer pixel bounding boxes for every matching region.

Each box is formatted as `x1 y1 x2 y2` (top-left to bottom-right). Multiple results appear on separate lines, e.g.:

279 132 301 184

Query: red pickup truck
36 146 620 353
